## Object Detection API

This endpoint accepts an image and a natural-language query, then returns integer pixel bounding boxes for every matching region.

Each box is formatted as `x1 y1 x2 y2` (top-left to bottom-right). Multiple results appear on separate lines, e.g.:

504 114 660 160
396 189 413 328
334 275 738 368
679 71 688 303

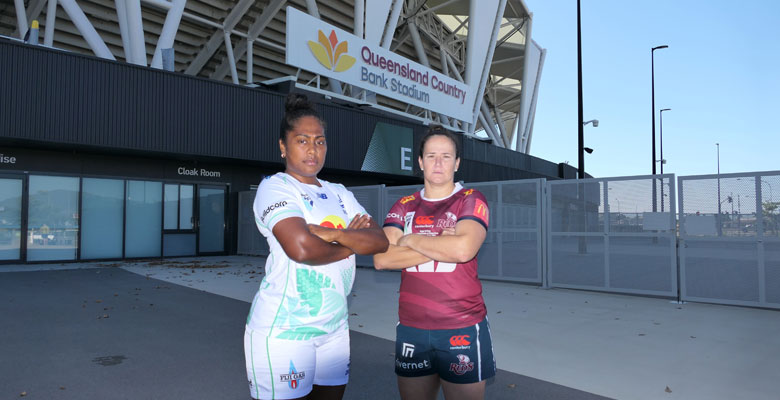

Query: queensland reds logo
449 354 475 376
320 215 347 229
400 195 416 204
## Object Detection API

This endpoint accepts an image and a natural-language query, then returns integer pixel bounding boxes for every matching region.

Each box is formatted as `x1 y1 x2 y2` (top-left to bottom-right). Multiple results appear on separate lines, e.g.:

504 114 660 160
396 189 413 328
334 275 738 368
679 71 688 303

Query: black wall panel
0 39 577 182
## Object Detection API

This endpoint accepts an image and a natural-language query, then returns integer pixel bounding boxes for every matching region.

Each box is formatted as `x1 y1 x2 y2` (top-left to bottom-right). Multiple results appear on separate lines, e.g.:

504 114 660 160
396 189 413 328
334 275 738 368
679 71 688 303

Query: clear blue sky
524 0 780 179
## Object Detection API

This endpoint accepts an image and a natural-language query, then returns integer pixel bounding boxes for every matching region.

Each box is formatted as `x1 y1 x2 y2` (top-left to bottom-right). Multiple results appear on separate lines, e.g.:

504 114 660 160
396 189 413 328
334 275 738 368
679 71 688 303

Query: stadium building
0 0 570 263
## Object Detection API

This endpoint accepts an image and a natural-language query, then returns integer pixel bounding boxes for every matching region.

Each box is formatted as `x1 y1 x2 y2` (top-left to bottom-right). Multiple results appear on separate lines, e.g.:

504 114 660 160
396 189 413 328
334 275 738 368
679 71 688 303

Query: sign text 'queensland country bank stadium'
285 7 473 122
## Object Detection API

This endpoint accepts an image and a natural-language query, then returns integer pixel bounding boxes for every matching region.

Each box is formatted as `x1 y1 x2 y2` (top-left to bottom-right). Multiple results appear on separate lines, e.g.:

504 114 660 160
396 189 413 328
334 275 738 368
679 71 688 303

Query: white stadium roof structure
2 0 545 153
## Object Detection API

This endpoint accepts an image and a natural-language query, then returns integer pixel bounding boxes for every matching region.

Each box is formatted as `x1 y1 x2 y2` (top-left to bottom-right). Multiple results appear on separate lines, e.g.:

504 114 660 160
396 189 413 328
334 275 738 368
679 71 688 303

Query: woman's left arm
308 215 389 255
397 219 486 263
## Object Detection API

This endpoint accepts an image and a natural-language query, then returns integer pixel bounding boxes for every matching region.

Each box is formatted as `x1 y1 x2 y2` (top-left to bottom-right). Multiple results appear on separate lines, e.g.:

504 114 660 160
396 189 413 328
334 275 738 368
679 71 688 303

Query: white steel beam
184 0 255 75
407 21 430 67
43 0 57 46
151 0 186 69
126 0 147 65
354 0 364 38
381 0 403 48
210 0 286 80
364 0 392 45
246 40 253 83
14 0 27 39
58 0 116 60
468 0 507 129
223 30 239 84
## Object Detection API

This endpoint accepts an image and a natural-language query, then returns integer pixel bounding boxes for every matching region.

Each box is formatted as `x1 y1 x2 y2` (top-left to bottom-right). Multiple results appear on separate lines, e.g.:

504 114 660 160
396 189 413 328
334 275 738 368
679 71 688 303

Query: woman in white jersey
374 126 495 400
246 93 389 400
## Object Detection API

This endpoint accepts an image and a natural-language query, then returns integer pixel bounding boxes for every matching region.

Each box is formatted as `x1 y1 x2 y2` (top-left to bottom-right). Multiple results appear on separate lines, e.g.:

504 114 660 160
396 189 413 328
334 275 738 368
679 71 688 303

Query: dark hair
418 125 460 159
279 93 326 143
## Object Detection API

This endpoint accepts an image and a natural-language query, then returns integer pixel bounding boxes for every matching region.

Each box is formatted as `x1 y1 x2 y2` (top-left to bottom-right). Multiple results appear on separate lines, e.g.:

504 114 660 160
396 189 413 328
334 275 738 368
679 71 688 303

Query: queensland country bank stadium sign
285 7 473 122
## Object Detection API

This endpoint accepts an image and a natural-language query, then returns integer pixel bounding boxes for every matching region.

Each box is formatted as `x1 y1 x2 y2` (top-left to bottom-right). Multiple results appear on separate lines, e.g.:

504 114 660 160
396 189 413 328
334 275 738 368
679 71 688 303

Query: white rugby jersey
247 172 367 340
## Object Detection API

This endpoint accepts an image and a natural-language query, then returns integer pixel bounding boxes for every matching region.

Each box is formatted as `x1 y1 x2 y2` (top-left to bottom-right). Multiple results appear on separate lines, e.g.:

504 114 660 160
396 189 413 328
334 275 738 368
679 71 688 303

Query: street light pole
717 143 721 236
659 108 670 212
651 45 668 214
577 0 585 180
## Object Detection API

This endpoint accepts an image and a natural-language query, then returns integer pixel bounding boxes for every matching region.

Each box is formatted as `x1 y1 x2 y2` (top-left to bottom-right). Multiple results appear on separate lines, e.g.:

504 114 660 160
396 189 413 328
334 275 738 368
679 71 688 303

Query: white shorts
244 326 351 400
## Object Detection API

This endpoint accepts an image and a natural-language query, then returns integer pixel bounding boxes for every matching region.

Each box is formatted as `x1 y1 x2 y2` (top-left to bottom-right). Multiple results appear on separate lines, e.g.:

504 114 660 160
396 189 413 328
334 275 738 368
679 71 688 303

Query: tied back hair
279 93 326 143
418 125 460 159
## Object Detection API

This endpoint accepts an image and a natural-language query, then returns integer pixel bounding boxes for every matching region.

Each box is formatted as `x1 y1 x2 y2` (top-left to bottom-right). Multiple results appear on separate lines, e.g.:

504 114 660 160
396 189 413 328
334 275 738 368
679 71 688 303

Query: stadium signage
285 6 472 121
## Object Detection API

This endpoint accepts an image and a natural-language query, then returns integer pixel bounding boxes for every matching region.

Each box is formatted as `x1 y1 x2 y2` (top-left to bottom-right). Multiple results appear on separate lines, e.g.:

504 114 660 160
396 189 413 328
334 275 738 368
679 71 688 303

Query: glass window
0 178 23 261
199 187 225 253
163 233 196 256
164 184 179 230
125 180 162 258
81 178 124 259
180 185 193 230
27 175 80 261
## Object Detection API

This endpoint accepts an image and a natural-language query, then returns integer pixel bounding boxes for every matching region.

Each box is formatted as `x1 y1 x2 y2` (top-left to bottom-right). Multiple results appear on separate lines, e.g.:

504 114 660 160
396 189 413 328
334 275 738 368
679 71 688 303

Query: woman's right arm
272 217 354 265
373 226 431 270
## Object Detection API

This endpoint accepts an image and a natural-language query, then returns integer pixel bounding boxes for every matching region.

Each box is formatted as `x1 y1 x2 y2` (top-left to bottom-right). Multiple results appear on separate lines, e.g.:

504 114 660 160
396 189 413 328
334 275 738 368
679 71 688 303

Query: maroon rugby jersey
384 183 489 330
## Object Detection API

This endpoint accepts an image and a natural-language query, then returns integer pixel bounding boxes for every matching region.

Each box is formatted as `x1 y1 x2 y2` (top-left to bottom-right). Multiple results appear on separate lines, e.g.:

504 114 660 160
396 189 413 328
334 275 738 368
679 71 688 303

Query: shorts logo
401 342 415 358
449 354 475 376
414 215 434 225
400 195 416 204
280 361 305 389
449 335 471 347
262 201 288 221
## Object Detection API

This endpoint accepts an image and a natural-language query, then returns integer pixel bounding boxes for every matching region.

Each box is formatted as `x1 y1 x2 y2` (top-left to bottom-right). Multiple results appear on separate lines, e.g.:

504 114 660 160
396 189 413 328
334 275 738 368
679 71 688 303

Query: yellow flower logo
308 30 356 72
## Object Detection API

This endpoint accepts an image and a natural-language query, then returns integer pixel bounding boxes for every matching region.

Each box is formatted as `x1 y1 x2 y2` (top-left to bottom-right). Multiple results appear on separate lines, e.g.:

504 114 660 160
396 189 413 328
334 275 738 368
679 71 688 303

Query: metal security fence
470 180 546 283
546 175 677 297
237 190 269 256
347 180 545 283
679 171 780 309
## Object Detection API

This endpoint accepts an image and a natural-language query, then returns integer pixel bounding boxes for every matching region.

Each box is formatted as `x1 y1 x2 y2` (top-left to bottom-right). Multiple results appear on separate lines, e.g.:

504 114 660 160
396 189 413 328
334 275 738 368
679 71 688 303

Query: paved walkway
3 256 780 399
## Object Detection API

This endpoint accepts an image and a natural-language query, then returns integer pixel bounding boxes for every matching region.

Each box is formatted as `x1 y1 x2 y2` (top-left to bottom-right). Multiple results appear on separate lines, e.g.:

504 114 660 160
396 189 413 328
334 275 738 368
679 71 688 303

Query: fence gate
678 171 780 309
470 179 546 284
546 174 677 296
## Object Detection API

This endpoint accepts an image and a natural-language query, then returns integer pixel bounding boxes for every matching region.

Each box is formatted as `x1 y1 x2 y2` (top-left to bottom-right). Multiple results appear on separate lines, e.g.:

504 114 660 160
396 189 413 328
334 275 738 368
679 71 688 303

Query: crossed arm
373 219 487 270
272 214 389 265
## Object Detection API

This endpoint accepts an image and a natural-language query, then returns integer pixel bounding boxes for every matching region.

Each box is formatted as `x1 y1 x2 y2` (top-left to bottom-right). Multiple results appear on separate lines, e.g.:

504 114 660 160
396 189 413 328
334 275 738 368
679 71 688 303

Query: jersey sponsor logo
301 194 314 211
436 211 457 228
386 212 402 220
474 198 489 225
317 193 328 199
407 260 456 273
463 189 474 196
449 354 475 376
449 335 471 347
401 342 415 358
414 215 434 225
404 212 415 234
396 359 431 370
320 215 347 229
400 195 416 204
262 201 288 221
337 195 347 214
280 361 305 389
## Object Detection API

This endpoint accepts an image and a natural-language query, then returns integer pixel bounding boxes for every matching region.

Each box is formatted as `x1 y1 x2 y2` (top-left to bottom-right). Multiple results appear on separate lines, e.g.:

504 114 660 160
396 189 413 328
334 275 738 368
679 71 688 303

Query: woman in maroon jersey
374 125 495 400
